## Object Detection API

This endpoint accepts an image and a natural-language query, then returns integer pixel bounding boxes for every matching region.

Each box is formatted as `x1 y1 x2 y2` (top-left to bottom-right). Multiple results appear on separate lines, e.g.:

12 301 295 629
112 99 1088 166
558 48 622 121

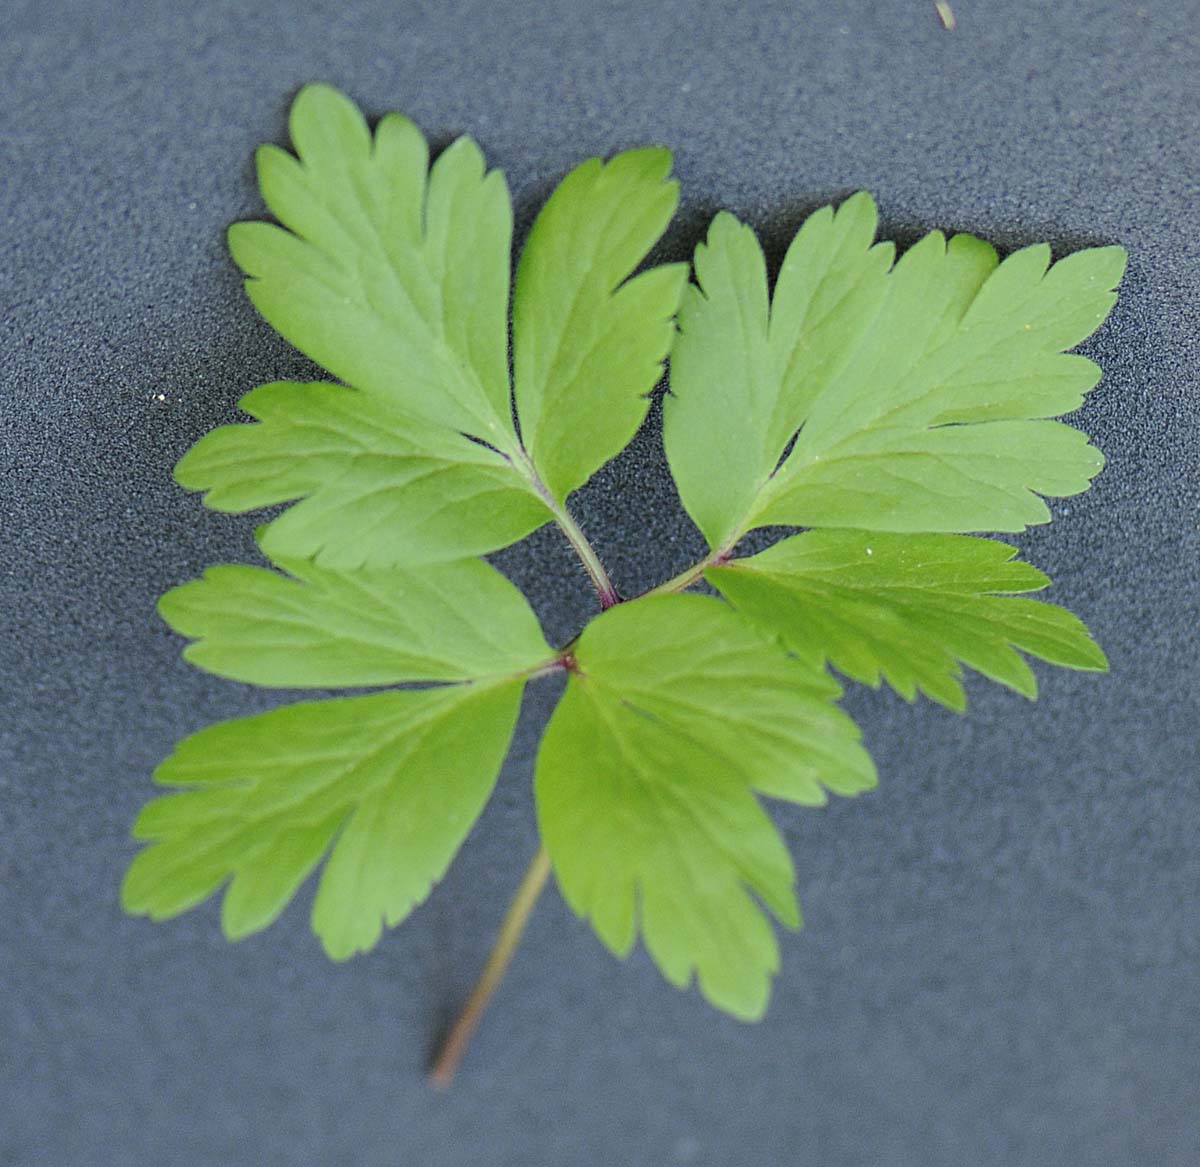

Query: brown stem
428 846 553 1088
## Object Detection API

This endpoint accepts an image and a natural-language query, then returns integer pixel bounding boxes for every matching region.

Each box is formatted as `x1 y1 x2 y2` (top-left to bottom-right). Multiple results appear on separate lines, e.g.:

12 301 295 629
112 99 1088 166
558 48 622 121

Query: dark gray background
2 1 1198 1163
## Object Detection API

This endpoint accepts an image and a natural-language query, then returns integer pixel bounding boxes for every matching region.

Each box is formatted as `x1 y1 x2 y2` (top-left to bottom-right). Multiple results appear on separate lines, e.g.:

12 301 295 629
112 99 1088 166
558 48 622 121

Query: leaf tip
701 975 774 1024
118 860 148 916
171 449 202 493
155 584 188 633
1096 244 1130 293
225 220 264 276
840 189 877 217
289 81 364 132
628 143 674 177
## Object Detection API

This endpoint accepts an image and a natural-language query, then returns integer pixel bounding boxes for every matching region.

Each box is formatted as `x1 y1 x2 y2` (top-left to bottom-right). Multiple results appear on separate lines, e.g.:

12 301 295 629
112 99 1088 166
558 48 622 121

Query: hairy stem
548 499 620 609
517 452 619 608
429 846 552 1088
640 536 741 599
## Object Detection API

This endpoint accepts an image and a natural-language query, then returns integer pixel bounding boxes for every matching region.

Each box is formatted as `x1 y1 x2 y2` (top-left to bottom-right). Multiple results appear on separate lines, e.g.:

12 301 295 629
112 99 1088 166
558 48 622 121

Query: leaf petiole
429 845 552 1088
516 450 620 609
547 498 620 609
640 537 740 600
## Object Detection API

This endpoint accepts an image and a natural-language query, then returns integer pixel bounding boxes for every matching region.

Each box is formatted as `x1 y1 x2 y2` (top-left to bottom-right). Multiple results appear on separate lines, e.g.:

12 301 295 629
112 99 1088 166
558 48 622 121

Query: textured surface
2 1 1198 1164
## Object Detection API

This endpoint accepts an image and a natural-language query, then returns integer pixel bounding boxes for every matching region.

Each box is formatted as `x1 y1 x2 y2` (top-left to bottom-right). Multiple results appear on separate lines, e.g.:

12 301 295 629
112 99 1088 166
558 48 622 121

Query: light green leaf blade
535 594 875 1019
513 148 687 501
158 556 553 688
665 193 1126 548
122 680 524 957
664 195 893 549
174 381 552 567
709 530 1108 710
227 83 517 447
757 233 1125 532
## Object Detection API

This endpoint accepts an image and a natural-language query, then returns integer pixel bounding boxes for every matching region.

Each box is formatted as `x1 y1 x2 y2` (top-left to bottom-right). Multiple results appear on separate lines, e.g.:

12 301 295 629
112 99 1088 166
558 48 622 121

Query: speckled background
2 2 1198 1164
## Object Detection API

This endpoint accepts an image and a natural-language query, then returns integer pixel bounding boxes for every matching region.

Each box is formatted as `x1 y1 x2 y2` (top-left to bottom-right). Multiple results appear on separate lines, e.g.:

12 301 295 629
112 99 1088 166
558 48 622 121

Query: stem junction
429 491 744 1084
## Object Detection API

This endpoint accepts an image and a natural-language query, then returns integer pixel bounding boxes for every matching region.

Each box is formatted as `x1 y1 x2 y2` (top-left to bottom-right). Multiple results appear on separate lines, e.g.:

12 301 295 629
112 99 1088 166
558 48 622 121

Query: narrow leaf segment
158 552 555 687
174 382 551 568
228 86 517 442
512 148 687 502
709 531 1108 711
123 681 525 959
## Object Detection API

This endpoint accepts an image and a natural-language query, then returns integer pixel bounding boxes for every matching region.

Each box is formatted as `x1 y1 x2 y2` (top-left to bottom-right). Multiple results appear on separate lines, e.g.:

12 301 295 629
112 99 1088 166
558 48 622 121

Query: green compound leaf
535 595 875 1019
664 193 1127 551
122 680 524 958
512 149 687 502
709 531 1108 711
207 84 686 566
131 87 1125 1054
158 555 553 688
174 382 552 568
